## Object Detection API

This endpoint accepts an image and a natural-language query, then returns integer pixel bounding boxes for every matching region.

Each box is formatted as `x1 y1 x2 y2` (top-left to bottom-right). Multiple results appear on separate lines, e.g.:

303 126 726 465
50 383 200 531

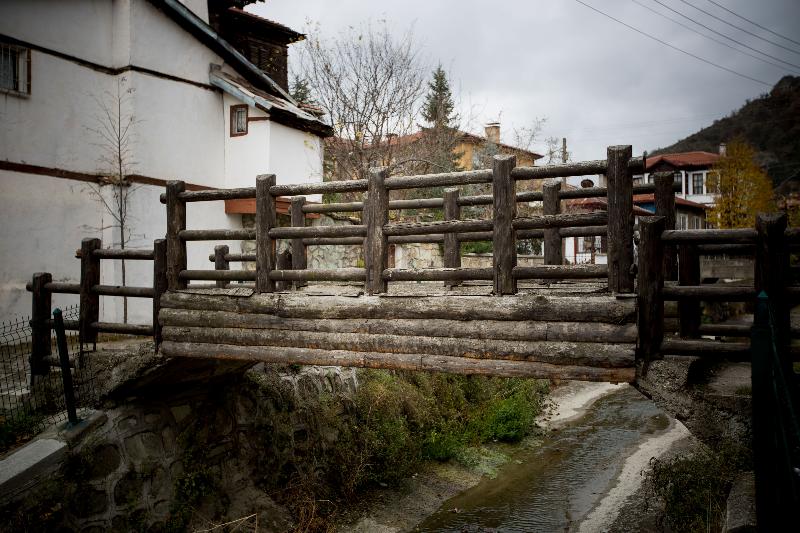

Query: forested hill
650 75 800 186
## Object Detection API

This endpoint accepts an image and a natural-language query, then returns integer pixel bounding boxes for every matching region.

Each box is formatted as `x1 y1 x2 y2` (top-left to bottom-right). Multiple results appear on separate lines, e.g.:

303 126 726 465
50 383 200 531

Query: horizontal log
43 318 80 330
662 285 756 301
269 225 366 239
660 338 750 358
512 264 608 279
270 179 368 196
25 281 81 294
697 323 751 337
178 270 257 281
384 219 493 236
179 229 255 241
92 285 155 298
75 248 155 260
558 226 607 238
268 268 366 282
513 212 608 230
303 201 364 213
91 321 154 336
303 236 364 246
382 268 493 281
161 341 636 382
161 327 635 368
661 229 757 244
158 187 257 204
511 156 644 181
159 308 639 343
161 292 638 323
384 169 493 190
696 244 755 256
208 253 255 262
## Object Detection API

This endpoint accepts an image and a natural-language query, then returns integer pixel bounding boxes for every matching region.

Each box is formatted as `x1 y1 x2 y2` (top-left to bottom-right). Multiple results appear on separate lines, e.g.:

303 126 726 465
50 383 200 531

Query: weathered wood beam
663 285 757 301
80 237 101 344
256 174 276 293
268 268 366 282
365 167 390 294
606 145 634 293
443 188 461 288
165 180 187 290
290 197 308 289
661 229 757 244
512 212 607 230
512 264 607 279
637 216 665 366
213 244 230 288
160 341 637 382
382 268 492 281
543 179 562 265
493 154 517 295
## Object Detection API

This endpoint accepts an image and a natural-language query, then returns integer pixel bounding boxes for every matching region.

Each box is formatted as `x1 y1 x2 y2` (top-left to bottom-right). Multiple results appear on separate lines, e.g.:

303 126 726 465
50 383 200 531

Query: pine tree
290 76 315 106
707 139 775 228
423 66 457 128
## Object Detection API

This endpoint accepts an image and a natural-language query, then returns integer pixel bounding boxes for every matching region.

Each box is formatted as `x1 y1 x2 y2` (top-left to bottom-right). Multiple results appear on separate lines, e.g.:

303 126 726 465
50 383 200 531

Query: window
0 41 30 95
673 171 682 184
690 216 702 229
230 104 248 136
678 214 688 230
692 172 704 195
633 174 644 185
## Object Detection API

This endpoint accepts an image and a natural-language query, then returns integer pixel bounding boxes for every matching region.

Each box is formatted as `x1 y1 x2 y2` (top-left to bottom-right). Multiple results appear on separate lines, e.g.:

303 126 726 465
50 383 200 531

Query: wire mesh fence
0 305 97 453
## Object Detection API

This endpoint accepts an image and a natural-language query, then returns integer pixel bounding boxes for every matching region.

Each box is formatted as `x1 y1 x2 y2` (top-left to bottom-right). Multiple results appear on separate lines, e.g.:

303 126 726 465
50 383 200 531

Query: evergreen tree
423 65 457 128
290 76 315 106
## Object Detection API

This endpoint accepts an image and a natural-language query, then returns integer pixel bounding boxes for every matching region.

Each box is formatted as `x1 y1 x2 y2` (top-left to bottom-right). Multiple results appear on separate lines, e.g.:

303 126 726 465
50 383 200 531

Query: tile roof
645 151 719 170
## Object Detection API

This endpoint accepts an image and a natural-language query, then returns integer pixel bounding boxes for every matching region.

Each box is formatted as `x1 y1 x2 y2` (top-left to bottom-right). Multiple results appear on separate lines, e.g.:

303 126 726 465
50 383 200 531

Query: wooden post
678 244 701 338
637 216 665 369
79 237 101 346
443 188 461 288
492 154 517 295
276 249 292 291
364 168 389 294
153 239 167 348
256 174 277 293
606 145 634 293
213 245 230 289
290 196 308 289
755 213 789 355
30 272 52 380
654 171 677 281
166 180 187 290
543 179 562 265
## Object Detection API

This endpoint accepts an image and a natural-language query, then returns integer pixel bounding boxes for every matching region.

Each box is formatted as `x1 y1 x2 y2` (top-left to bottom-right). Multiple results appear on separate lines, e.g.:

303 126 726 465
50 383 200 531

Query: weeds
0 409 44 454
647 440 751 533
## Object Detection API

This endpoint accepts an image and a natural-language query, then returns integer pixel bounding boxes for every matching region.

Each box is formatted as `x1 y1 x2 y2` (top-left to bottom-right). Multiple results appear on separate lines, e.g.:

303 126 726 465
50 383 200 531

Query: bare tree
297 21 427 186
85 76 139 323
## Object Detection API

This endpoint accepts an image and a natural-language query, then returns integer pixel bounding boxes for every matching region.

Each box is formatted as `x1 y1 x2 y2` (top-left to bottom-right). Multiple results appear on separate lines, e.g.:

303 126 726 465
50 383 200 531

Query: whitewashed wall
0 0 325 323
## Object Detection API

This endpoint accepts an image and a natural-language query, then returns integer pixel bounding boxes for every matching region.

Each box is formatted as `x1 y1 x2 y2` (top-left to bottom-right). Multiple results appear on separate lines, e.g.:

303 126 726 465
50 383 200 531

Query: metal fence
0 305 97 452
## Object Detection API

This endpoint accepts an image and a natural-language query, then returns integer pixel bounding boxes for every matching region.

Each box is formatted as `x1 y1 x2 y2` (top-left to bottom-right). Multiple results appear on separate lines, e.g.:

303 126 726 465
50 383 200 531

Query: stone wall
2 363 359 532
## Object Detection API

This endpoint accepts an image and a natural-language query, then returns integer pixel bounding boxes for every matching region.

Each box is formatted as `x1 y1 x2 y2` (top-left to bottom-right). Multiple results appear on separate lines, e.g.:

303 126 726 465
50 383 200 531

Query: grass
647 440 751 533
0 410 44 454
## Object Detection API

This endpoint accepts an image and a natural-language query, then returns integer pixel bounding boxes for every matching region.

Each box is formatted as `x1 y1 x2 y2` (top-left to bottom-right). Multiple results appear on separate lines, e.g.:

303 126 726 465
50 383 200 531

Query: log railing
637 212 800 366
172 145 655 295
26 239 168 377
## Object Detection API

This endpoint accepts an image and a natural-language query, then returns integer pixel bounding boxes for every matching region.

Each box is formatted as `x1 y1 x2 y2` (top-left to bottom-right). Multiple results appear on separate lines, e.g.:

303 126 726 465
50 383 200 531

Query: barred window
0 41 30 95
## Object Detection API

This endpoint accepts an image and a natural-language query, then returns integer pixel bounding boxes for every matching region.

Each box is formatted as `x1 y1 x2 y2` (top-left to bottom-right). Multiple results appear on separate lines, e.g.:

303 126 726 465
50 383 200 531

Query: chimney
485 122 500 144
719 143 727 156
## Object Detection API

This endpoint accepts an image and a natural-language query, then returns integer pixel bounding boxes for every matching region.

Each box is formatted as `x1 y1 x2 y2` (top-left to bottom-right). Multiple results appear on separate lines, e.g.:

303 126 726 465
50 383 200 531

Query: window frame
0 41 31 96
230 104 249 137
692 172 704 195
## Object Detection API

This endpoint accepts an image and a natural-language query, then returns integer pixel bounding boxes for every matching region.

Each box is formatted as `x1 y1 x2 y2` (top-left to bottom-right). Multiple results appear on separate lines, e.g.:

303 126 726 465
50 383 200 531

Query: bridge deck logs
159 286 637 383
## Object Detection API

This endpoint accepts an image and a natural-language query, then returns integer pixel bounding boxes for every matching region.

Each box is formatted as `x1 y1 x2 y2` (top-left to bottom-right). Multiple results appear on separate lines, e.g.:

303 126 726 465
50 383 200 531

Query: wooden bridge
26 145 800 384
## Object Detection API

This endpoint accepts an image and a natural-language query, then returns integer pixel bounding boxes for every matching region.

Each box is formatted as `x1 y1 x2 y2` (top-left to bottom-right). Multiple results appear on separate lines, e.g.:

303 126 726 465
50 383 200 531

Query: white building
0 0 332 322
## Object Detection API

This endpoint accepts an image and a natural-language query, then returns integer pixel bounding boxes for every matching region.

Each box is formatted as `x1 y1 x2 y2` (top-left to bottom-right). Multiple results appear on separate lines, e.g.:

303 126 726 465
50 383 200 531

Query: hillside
651 76 800 186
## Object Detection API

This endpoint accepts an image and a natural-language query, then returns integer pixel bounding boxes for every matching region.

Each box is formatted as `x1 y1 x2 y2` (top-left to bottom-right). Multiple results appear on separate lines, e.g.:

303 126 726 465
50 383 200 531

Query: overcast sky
250 0 799 161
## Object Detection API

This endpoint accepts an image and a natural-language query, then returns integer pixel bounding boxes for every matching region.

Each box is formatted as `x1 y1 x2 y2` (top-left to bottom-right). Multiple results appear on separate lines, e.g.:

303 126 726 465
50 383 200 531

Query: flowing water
414 385 670 532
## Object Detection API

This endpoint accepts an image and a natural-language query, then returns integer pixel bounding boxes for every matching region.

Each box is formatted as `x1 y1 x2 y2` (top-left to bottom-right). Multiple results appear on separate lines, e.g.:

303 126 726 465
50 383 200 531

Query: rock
725 471 756 533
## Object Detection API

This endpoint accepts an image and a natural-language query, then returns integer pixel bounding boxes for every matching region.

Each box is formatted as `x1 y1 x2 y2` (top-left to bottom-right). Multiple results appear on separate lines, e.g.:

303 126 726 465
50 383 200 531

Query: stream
413 385 673 532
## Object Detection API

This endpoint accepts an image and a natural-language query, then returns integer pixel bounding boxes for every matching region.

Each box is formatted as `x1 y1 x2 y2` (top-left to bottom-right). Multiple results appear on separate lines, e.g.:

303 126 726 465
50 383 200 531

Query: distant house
0 0 332 322
633 148 723 208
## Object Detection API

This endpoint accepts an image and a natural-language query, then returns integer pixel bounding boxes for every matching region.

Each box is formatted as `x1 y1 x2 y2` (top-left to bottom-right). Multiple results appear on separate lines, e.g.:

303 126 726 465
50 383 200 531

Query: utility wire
705 0 800 48
571 0 772 86
676 0 800 56
633 0 800 74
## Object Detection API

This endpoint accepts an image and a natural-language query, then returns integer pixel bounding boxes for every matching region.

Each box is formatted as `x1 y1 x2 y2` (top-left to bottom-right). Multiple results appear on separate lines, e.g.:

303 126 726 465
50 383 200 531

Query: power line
571 0 772 86
676 0 800 57
634 0 800 74
704 0 800 48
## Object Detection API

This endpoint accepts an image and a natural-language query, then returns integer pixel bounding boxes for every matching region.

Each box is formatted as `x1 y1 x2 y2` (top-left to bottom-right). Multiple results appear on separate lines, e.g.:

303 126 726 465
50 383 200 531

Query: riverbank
340 380 630 532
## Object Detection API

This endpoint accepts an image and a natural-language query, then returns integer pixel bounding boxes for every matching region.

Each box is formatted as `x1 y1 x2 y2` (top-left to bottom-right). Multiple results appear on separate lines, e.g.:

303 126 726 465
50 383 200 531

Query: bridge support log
637 216 665 368
678 244 701 338
256 174 277 293
160 342 636 383
606 145 634 293
443 188 461 288
153 239 167 348
161 326 635 368
79 237 101 346
213 245 230 288
290 196 308 289
365 168 389 294
543 179 562 265
159 308 638 343
492 154 517 295
165 180 187 290
160 292 637 323
654 171 677 280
